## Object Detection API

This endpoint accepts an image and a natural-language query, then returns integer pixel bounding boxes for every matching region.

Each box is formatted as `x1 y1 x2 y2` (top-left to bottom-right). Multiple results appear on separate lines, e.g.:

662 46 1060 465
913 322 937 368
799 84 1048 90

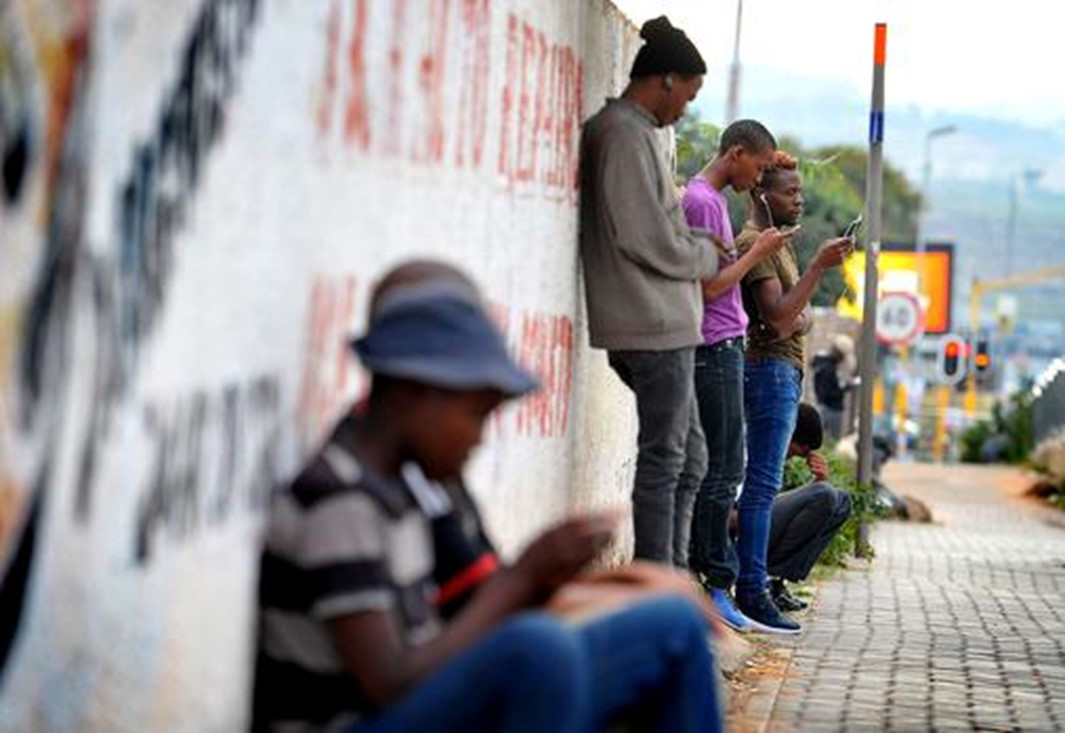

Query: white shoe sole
719 617 754 634
743 618 802 635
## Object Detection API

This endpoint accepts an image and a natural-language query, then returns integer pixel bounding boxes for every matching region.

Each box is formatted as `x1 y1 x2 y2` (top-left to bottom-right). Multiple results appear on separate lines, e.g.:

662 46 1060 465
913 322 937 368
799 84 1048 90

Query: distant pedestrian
735 150 854 633
579 16 718 567
812 335 857 441
682 119 789 631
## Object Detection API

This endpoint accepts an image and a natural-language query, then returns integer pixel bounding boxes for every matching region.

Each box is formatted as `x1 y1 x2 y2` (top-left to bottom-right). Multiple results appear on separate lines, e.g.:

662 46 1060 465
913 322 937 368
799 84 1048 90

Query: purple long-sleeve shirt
682 176 748 345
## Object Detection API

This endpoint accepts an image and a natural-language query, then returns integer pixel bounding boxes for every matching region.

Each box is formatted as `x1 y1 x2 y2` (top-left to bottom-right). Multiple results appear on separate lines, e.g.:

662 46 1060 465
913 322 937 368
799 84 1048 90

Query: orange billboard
837 243 954 335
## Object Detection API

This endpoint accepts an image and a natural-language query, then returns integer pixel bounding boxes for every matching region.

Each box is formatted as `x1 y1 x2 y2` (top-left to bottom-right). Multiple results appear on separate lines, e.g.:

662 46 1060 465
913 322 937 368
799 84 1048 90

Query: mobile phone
843 214 863 240
583 513 621 545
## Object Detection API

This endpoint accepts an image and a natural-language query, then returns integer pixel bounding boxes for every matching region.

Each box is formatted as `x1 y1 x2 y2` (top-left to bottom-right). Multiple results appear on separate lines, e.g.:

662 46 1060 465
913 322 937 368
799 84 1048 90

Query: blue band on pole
869 110 884 144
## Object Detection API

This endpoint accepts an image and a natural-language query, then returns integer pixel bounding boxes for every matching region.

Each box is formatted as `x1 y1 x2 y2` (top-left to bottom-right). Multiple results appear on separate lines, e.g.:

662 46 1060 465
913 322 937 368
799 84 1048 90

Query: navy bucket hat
352 280 539 399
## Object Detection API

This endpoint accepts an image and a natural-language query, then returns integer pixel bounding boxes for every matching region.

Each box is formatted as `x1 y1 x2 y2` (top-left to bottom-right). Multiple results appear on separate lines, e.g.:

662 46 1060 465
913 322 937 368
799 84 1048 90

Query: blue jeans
356 596 722 733
737 359 801 599
609 349 708 567
690 341 745 589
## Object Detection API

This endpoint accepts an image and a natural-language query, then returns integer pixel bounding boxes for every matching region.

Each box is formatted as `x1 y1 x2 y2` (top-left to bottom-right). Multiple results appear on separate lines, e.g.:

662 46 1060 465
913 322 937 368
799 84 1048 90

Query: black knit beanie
630 16 707 79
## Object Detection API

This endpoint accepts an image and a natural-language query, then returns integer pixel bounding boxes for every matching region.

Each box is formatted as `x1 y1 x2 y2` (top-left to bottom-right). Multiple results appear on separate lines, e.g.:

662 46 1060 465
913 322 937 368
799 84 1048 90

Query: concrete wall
0 0 644 729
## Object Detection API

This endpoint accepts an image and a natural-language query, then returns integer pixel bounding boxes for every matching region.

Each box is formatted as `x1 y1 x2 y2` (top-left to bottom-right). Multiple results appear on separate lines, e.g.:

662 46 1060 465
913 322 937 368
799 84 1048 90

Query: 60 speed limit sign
875 292 924 345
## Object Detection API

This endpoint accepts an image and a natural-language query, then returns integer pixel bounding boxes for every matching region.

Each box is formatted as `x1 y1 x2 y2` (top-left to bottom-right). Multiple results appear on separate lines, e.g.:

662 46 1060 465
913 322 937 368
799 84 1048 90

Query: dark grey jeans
767 482 852 582
690 340 745 589
608 348 707 568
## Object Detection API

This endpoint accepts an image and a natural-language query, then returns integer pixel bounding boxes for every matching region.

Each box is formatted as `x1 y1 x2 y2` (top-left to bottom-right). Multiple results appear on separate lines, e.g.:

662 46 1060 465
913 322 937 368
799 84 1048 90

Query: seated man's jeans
768 482 852 582
355 595 723 733
737 359 801 600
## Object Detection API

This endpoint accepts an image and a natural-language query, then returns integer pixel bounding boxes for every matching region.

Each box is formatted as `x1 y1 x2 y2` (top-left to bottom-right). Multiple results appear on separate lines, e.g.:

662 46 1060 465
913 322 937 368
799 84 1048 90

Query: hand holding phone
842 214 863 240
815 237 854 270
516 509 622 591
779 224 802 237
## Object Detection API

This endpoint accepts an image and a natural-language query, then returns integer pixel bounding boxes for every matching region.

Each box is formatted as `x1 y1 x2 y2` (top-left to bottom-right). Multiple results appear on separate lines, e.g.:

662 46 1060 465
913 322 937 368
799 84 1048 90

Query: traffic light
972 336 996 391
973 338 991 373
936 334 967 385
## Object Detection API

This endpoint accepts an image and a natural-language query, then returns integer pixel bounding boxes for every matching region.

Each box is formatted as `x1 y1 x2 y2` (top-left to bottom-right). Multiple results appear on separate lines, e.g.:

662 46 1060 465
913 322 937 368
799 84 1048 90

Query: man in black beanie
579 16 717 568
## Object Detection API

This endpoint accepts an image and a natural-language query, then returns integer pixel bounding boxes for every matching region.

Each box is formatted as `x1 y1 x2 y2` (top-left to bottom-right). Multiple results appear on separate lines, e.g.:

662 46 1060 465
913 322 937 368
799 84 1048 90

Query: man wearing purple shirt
683 120 791 633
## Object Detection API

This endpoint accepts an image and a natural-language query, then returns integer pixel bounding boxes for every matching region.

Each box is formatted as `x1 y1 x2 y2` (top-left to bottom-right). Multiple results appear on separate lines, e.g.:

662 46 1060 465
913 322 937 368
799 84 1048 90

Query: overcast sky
611 0 1065 129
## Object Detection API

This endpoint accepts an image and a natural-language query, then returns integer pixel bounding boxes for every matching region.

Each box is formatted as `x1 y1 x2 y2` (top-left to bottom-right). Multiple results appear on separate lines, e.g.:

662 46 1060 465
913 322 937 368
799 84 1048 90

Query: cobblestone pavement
764 464 1065 732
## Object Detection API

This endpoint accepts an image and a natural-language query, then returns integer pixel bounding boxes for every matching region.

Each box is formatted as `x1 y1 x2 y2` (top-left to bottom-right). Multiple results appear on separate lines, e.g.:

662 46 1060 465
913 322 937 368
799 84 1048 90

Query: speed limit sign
876 292 923 344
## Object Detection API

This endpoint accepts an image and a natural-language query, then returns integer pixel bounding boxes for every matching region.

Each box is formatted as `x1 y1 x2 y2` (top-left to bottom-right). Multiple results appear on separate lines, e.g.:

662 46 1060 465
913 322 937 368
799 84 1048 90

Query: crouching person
252 262 723 733
766 403 852 611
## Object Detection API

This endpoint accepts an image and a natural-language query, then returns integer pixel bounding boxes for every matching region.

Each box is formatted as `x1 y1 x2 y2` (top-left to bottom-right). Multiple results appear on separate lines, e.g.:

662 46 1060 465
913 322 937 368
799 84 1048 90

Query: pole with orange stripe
857 23 886 492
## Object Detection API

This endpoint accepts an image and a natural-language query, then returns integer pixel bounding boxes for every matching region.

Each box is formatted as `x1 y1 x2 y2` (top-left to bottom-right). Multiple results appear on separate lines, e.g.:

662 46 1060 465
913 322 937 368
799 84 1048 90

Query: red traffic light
938 335 967 383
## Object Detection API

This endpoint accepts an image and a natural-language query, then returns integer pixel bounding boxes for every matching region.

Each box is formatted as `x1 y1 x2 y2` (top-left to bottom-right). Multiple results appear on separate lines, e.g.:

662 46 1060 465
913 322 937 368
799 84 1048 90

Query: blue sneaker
706 585 754 633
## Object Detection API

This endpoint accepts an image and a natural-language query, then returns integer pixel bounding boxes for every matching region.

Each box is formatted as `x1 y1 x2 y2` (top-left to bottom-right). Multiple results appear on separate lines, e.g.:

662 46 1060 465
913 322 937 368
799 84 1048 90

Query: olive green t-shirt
736 222 805 370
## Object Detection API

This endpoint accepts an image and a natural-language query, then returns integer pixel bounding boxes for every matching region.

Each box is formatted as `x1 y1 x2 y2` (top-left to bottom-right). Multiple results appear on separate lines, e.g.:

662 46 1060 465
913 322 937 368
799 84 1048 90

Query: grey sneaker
770 578 808 612
737 590 802 635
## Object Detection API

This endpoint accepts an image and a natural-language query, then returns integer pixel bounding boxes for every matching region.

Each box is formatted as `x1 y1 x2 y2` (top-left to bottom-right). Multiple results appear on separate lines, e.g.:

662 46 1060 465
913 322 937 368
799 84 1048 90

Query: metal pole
912 124 953 456
1006 168 1043 278
857 23 887 489
725 0 743 124
1006 175 1017 276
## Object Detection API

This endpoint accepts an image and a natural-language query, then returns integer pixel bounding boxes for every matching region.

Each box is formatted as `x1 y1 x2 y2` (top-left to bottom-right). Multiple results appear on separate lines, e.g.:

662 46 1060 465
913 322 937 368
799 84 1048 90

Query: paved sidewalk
758 463 1065 732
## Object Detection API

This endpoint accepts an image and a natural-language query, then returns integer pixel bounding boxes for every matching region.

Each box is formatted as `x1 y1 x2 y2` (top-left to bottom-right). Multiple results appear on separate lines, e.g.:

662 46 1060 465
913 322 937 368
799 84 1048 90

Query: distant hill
691 65 1065 193
924 179 1065 347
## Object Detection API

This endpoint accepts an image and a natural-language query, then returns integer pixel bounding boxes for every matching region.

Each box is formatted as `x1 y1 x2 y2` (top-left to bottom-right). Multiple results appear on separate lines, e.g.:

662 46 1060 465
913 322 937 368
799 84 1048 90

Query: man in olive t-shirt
732 151 852 633
738 228 806 370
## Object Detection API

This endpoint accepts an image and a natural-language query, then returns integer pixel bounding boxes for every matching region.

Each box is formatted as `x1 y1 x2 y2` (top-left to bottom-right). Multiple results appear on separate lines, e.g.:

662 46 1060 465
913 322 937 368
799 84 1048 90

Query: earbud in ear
663 74 674 91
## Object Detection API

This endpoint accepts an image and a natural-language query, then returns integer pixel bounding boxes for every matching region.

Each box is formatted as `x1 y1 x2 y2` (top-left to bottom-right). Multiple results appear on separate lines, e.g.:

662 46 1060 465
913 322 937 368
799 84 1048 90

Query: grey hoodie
579 98 718 351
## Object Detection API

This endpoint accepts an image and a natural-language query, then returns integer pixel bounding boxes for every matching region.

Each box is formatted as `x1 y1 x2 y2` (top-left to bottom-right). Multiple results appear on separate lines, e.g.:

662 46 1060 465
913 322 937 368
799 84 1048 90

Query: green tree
791 153 865 305
810 145 923 244
674 113 720 181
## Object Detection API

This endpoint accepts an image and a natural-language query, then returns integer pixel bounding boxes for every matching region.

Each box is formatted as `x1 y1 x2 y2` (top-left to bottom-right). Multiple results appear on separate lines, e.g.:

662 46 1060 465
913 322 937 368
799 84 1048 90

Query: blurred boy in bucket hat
355 276 539 401
253 261 723 733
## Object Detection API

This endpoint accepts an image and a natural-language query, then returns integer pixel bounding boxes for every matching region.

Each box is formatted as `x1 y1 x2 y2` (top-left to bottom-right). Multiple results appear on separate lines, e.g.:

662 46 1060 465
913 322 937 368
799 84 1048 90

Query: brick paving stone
762 465 1065 731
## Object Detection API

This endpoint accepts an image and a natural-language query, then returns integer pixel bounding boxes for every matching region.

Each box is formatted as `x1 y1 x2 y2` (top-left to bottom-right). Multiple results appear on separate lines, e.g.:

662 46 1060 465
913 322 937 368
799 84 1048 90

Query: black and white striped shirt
252 416 446 732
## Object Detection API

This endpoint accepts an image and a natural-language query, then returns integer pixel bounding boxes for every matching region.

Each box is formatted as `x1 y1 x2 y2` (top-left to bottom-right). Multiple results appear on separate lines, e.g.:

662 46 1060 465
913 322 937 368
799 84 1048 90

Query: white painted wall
0 0 649 730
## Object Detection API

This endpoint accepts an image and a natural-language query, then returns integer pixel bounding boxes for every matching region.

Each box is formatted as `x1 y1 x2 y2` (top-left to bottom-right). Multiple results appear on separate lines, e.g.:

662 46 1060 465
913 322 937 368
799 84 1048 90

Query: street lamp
915 124 957 258
910 125 955 461
725 0 743 124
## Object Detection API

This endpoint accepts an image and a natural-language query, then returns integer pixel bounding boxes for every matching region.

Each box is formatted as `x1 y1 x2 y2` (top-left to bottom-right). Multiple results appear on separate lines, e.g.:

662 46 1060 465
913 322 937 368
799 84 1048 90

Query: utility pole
857 24 887 500
725 0 743 124
1005 168 1043 276
1005 176 1018 276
